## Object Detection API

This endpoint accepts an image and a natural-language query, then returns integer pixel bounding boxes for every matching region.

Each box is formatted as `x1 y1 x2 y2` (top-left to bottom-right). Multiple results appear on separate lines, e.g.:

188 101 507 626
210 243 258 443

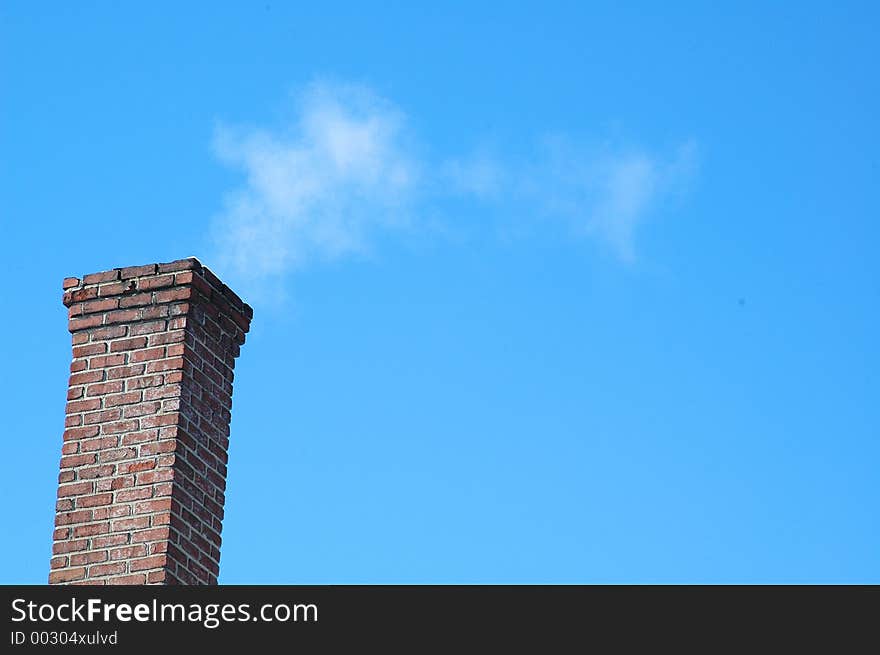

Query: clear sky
1 2 877 583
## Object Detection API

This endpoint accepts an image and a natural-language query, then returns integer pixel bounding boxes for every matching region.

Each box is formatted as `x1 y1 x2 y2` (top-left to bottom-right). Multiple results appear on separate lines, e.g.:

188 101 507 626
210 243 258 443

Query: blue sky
1 2 877 582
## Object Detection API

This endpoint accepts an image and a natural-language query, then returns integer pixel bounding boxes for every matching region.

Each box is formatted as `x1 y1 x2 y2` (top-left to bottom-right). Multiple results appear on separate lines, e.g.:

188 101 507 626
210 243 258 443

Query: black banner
2 585 877 649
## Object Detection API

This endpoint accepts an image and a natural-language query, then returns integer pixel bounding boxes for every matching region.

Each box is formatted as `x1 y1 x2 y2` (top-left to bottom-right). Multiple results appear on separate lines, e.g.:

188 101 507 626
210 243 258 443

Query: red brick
110 337 148 352
81 437 118 452
116 487 153 502
49 568 86 583
58 481 94 497
69 315 103 331
106 364 146 380
91 534 129 548
89 325 127 340
103 391 142 407
89 562 126 577
158 258 199 273
80 297 119 314
70 371 104 386
130 320 167 336
76 493 114 507
86 381 124 396
130 346 165 363
73 342 107 358
140 413 179 429
126 374 164 390
98 280 135 297
66 398 101 414
110 545 147 560
99 419 140 435
121 430 158 445
134 498 173 514
83 409 122 424
60 453 97 468
156 287 193 303
140 440 176 456
89 354 126 369
131 527 170 543
139 274 175 290
73 522 109 537
69 551 108 566
124 460 156 474
63 277 81 289
146 357 184 373
136 469 174 485
55 510 93 525
120 263 158 279
123 401 161 418
119 292 154 308
130 554 167 571
83 270 119 285
104 309 141 324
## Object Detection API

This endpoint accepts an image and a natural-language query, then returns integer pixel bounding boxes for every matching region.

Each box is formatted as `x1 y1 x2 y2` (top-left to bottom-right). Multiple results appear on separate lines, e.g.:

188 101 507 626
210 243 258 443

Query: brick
83 409 122 424
89 562 126 577
100 419 141 435
49 568 86 583
123 401 161 418
158 258 199 273
55 510 93 525
60 453 97 468
110 545 147 560
120 263 158 279
103 391 142 407
58 481 94 497
130 346 165 363
81 297 119 314
81 437 118 452
106 364 146 380
73 522 109 537
134 498 173 514
91 534 128 548
83 269 120 285
130 320 167 336
89 354 126 369
86 381 124 396
69 315 103 331
90 325 127 340
70 551 109 566
109 337 148 353
66 398 101 414
155 287 193 303
139 274 175 290
119 292 154 308
116 487 153 502
69 370 104 386
112 516 150 531
73 342 107 358
131 527 170 543
146 357 184 373
130 554 167 571
126 374 164 390
104 309 141 324
53 260 251 585
63 277 81 289
98 280 136 297
76 492 114 507
123 460 156 474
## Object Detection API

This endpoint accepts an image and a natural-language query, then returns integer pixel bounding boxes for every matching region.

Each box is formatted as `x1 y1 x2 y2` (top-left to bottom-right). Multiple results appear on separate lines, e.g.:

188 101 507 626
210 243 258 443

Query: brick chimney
50 258 252 585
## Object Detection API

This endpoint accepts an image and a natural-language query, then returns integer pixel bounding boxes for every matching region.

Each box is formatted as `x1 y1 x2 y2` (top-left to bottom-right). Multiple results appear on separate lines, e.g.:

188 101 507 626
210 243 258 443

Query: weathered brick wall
50 258 252 585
